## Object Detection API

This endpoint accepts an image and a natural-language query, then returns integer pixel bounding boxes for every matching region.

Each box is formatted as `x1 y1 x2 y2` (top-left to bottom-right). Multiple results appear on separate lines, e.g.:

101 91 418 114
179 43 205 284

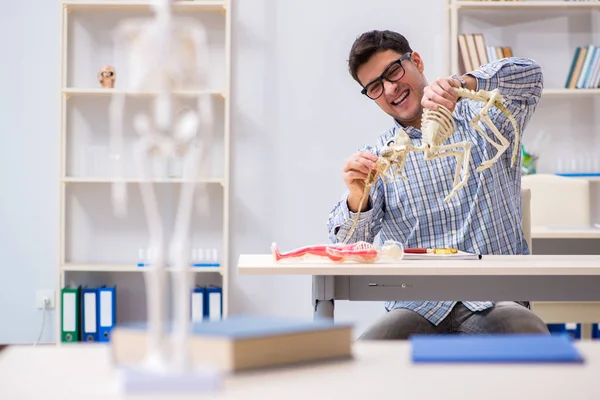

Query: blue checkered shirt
327 57 543 325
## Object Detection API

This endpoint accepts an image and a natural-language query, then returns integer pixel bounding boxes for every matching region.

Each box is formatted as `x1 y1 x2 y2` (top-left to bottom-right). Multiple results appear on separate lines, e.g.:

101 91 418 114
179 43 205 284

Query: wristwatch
450 74 467 89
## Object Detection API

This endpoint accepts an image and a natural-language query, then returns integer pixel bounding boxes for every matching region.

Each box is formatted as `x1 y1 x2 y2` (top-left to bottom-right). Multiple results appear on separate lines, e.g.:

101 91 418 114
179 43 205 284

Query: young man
326 30 549 339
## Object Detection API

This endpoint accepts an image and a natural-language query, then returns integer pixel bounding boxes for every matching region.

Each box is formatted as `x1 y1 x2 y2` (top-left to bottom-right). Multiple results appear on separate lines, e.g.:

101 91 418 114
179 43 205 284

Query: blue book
410 334 584 364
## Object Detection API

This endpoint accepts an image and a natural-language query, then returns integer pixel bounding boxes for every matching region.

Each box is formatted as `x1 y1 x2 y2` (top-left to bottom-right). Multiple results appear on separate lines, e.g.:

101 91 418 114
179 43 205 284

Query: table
1 342 599 399
237 254 600 320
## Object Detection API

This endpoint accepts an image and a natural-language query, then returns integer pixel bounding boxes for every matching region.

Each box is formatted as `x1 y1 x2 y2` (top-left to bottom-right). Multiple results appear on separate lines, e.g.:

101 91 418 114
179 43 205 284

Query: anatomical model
107 0 218 393
344 87 519 240
98 65 116 88
271 240 404 263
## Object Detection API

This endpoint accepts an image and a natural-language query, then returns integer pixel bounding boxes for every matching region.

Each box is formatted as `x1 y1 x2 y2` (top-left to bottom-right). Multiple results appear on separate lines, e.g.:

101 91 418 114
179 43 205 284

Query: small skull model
98 65 116 88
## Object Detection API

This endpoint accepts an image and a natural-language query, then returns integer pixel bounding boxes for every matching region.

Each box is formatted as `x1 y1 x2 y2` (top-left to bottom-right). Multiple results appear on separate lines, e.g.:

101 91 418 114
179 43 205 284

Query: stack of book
457 33 513 74
564 45 600 89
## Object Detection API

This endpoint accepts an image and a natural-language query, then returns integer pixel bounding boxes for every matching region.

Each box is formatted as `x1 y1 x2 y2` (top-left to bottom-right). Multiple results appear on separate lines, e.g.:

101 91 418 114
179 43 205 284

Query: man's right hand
342 151 378 212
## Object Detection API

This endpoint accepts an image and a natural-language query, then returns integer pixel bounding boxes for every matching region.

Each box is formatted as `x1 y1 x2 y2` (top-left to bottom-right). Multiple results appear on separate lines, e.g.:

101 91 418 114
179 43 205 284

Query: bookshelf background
57 0 231 344
447 0 600 240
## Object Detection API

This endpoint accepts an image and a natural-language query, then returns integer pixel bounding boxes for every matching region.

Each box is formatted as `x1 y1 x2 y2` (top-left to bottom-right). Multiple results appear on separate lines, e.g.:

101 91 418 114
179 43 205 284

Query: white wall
0 1 60 343
1 0 598 344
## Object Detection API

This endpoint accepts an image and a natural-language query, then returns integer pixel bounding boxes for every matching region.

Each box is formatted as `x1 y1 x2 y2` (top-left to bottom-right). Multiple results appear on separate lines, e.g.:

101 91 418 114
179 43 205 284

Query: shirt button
451 230 457 235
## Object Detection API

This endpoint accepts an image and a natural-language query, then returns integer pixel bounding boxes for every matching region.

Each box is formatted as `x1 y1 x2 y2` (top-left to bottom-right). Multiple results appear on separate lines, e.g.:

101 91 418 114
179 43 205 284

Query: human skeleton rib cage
107 0 214 377
344 87 521 241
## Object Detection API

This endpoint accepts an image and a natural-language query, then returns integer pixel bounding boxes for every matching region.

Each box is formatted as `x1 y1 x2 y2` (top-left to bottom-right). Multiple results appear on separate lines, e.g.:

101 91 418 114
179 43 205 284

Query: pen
404 248 458 254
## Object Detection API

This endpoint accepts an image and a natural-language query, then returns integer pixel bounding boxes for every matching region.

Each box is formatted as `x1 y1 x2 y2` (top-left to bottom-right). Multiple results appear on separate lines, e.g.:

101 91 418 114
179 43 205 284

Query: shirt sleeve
326 177 386 244
464 57 544 140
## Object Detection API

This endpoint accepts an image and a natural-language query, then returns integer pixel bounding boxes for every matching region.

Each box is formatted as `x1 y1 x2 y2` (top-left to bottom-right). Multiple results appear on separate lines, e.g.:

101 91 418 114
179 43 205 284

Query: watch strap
450 74 467 89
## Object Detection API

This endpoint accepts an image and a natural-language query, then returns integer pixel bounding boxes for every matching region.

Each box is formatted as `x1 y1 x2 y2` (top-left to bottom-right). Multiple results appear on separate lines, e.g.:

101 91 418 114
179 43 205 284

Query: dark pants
358 301 550 340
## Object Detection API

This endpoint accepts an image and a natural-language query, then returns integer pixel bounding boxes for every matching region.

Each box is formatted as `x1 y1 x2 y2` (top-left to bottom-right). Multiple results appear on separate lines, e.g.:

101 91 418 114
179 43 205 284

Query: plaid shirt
327 57 543 325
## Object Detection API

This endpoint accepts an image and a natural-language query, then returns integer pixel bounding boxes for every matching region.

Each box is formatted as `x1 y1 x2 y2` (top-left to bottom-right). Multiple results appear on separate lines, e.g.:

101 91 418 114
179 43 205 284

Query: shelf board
455 1 600 10
62 0 227 11
63 88 225 98
62 177 225 185
62 263 223 273
532 227 600 239
554 173 600 182
543 89 600 97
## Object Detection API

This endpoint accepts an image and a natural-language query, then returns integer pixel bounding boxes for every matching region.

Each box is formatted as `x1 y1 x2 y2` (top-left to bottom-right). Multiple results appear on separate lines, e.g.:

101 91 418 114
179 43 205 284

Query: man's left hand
421 77 461 113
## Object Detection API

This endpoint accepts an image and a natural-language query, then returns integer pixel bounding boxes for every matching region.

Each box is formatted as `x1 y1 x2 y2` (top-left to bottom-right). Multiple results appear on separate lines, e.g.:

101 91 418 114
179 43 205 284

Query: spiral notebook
411 333 584 364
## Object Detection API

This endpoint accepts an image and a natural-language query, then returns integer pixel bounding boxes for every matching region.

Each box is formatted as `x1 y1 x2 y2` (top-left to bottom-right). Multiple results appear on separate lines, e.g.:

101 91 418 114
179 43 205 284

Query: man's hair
348 30 413 84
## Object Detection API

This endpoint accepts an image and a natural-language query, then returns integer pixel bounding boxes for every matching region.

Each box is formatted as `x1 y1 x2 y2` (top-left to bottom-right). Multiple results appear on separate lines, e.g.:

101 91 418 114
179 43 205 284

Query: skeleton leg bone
419 142 472 202
108 84 128 218
168 109 201 372
132 115 169 372
456 88 520 172
494 101 521 167
470 113 510 173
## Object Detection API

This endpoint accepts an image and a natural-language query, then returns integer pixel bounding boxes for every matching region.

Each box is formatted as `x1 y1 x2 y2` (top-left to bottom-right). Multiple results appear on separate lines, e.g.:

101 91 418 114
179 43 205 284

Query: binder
191 286 206 322
98 286 116 342
61 286 81 343
81 287 98 342
206 286 222 321
410 333 584 364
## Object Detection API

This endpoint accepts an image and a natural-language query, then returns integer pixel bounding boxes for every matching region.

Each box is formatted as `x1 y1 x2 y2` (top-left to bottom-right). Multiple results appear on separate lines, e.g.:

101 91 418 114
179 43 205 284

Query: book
411 333 584 364
111 315 353 373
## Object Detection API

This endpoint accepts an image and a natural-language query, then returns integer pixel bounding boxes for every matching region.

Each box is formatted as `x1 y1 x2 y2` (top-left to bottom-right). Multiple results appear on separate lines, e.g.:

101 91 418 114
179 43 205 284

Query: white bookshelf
455 1 600 10
446 0 600 240
58 0 231 342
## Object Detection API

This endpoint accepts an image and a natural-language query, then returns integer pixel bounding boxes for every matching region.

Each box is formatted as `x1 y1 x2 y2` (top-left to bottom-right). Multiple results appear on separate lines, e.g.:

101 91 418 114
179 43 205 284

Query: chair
521 187 532 252
521 174 597 339
521 174 590 229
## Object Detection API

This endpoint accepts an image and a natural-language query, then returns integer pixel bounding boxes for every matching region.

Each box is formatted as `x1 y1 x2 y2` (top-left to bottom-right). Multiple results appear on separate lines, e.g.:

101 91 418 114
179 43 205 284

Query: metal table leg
314 299 334 320
313 275 335 320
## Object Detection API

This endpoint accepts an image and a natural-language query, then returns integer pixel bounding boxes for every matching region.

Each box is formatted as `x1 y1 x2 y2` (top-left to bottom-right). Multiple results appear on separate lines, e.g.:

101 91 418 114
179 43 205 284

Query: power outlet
36 290 55 310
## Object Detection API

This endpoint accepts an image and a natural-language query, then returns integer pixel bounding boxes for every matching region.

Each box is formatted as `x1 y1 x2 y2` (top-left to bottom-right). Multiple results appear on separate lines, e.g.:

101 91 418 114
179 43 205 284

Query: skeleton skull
98 65 116 88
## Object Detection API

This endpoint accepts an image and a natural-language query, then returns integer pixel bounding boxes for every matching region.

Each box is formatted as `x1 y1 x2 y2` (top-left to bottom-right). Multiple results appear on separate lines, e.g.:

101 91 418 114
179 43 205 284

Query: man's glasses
361 52 412 100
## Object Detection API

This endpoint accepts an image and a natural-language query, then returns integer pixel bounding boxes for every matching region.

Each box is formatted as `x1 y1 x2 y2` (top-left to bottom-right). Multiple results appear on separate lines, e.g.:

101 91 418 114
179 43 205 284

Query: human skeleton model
271 240 404 263
345 87 520 240
98 65 116 88
108 0 214 380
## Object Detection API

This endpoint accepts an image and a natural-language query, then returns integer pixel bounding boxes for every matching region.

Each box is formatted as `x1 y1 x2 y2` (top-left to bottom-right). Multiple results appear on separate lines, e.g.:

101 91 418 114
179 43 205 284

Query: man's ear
411 51 425 73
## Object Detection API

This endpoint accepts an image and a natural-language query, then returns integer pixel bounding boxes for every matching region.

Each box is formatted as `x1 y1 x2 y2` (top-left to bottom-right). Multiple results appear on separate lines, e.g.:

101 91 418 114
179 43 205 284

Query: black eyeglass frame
360 52 413 100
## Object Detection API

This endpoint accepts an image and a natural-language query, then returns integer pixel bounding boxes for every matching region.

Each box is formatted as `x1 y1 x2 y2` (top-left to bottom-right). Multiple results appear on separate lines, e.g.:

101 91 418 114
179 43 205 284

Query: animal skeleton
344 87 519 240
107 0 216 388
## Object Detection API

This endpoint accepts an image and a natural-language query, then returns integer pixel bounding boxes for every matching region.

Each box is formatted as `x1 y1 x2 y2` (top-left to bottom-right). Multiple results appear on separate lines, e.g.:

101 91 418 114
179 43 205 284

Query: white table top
1 341 599 400
237 254 600 276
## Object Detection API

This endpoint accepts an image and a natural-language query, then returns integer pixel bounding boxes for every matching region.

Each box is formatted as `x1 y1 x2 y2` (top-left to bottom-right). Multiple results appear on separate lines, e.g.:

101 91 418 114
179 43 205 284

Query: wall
0 1 60 343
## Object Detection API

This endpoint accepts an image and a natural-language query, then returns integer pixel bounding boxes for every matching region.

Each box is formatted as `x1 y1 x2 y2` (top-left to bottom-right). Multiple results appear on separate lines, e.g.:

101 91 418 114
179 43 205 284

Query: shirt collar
394 119 422 139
